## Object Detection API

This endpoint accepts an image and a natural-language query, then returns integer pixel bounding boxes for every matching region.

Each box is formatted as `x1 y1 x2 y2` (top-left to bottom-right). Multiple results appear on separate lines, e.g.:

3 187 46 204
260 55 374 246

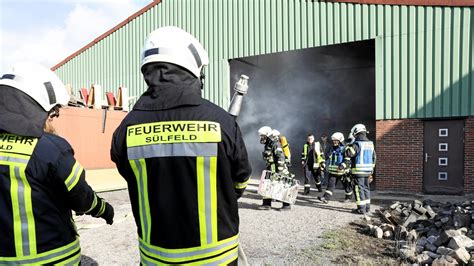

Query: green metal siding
55 0 474 120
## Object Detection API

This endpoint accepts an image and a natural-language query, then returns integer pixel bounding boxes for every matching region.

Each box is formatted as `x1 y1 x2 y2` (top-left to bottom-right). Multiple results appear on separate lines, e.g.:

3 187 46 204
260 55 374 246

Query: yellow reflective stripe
210 157 217 244
128 143 218 159
0 134 38 155
19 167 36 255
64 162 84 191
139 234 239 263
354 185 361 205
59 251 81 266
85 194 98 213
197 156 218 245
130 159 151 242
234 177 250 189
96 199 106 216
127 121 222 147
0 153 30 166
0 239 80 264
10 166 23 256
197 157 207 245
204 246 238 265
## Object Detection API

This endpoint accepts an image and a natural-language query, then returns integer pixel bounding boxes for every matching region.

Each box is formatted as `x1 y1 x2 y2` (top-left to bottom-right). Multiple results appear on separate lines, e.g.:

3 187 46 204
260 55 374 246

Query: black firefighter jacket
0 132 107 265
110 63 252 265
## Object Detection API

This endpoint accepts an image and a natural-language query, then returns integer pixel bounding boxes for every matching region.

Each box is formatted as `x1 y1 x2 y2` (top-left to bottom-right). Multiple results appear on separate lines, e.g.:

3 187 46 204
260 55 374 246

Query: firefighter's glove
320 162 326 171
313 163 318 169
100 202 115 225
301 161 306 166
338 163 346 171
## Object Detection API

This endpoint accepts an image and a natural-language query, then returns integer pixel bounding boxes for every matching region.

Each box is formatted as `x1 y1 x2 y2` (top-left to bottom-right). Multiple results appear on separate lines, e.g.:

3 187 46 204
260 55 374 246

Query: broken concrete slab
434 229 462 247
416 252 433 264
424 251 441 259
449 247 470 264
426 243 438 253
448 235 474 250
432 255 459 265
437 246 454 256
374 227 383 239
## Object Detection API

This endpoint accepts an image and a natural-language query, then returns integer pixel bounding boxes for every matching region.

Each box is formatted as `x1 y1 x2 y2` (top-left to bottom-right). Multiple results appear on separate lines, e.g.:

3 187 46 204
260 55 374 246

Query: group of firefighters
0 24 376 265
257 124 376 216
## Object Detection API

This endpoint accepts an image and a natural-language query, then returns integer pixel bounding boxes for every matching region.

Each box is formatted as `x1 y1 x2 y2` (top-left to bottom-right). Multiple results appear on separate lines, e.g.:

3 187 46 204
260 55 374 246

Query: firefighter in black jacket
257 126 291 211
111 26 252 265
0 63 114 265
342 124 376 215
301 134 325 194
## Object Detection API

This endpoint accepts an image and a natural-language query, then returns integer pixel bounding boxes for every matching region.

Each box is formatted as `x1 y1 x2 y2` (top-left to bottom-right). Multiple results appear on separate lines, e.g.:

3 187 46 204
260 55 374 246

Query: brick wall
375 119 424 192
464 117 474 193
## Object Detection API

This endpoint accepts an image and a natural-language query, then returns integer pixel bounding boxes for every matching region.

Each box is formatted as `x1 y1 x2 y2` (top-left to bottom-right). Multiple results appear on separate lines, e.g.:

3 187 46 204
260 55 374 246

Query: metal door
423 120 464 194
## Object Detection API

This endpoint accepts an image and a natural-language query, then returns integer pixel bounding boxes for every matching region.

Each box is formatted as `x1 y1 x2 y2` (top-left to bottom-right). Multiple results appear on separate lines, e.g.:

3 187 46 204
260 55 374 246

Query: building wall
464 117 474 193
376 119 424 192
51 108 127 169
53 1 474 120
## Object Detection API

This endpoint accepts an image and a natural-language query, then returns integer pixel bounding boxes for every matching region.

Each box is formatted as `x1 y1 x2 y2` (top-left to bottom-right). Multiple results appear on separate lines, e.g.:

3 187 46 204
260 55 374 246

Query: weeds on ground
319 230 351 250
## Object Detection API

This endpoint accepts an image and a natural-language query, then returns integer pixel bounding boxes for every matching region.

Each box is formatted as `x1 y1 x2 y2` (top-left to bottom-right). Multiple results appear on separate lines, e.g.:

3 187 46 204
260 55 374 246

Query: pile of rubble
366 199 474 264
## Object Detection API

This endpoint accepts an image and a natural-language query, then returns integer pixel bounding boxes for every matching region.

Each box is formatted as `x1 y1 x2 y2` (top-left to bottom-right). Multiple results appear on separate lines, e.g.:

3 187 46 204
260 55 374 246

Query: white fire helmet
350 123 367 136
258 126 272 137
141 26 209 78
0 62 70 112
271 129 281 138
331 132 345 143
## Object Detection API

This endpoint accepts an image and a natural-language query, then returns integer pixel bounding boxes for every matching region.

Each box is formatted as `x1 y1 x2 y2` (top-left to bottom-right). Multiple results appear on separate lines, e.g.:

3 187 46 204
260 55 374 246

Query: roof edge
52 0 161 71
326 0 474 6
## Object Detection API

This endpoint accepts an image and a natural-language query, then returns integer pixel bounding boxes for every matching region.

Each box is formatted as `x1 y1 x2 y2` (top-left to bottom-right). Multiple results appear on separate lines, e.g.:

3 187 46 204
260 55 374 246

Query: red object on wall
51 107 127 169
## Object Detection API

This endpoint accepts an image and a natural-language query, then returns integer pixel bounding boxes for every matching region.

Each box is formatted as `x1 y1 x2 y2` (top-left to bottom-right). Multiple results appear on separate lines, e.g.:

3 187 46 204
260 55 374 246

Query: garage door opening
230 40 376 185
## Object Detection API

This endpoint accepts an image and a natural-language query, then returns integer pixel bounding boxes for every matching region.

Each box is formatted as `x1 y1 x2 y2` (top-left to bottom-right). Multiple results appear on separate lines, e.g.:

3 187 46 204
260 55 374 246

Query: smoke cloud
230 40 376 182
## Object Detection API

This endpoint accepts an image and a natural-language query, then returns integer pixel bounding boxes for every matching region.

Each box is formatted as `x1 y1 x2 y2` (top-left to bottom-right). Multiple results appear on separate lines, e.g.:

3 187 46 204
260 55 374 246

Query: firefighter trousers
353 175 371 213
303 166 322 193
323 174 353 200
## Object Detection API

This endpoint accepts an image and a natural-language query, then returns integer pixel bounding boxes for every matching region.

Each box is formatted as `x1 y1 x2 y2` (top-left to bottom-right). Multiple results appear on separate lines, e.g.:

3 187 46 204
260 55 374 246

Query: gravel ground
77 184 382 265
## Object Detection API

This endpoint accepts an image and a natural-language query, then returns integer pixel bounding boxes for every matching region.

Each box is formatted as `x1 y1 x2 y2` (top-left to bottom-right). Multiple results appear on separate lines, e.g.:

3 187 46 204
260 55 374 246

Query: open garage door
230 40 376 186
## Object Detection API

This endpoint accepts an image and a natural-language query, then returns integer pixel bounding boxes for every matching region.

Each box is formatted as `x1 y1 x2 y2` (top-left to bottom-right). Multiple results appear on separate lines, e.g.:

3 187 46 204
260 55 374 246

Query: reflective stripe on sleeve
64 161 84 191
234 177 250 189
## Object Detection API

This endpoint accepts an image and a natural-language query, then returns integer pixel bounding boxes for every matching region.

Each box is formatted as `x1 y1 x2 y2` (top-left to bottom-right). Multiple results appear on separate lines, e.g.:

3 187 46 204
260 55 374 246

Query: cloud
0 0 150 72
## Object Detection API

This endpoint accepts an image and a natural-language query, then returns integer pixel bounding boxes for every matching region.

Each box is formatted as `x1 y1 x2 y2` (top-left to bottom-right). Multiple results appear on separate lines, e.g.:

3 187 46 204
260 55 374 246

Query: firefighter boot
316 184 323 192
258 198 272 210
317 196 328 204
303 186 310 195
280 202 291 211
343 195 352 203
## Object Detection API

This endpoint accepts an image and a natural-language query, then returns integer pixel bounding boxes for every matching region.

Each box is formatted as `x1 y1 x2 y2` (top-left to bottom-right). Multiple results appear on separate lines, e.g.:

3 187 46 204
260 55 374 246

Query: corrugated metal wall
54 0 474 120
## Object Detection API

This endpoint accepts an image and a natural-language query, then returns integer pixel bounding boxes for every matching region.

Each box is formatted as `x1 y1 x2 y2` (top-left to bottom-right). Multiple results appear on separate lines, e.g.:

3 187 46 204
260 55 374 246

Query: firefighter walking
343 124 376 215
301 134 325 194
0 63 114 265
257 126 292 211
318 132 352 203
111 26 252 265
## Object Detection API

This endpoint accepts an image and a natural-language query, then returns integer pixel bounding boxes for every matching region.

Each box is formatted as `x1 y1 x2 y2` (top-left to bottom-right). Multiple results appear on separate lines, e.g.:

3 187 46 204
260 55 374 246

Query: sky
0 0 153 73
